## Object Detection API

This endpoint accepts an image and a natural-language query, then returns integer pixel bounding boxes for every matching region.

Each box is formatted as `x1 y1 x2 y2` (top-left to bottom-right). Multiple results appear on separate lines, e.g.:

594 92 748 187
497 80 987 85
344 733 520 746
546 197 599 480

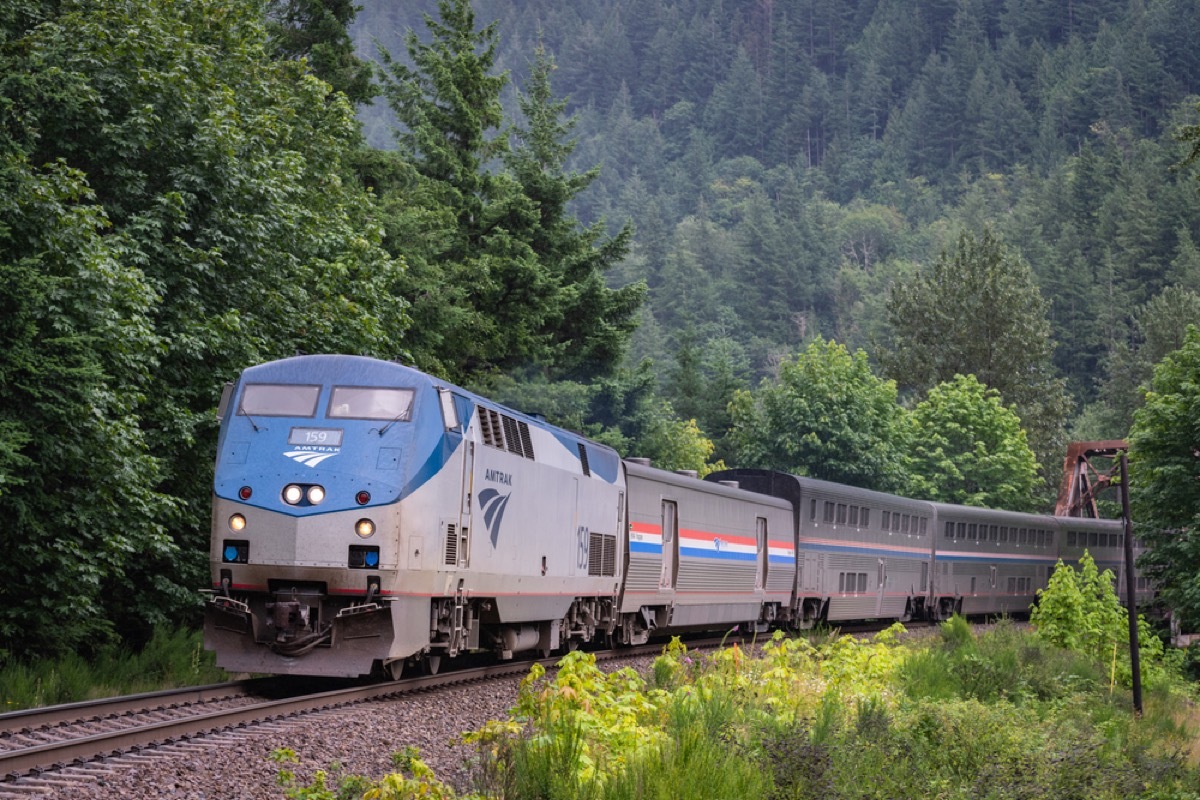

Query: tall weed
284 625 1200 800
898 621 1104 704
603 690 768 800
0 627 226 711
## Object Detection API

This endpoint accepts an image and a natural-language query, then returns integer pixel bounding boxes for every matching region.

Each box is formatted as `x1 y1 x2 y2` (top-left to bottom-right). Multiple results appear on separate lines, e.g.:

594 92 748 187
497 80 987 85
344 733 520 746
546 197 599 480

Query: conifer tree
376 0 534 379
378 2 641 381
1101 286 1200 432
267 0 375 104
506 44 644 380
881 228 1071 482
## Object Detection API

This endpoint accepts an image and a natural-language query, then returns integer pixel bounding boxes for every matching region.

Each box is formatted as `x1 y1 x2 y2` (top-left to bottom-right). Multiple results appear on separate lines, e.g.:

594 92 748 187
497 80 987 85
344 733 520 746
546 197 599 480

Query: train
203 354 1149 678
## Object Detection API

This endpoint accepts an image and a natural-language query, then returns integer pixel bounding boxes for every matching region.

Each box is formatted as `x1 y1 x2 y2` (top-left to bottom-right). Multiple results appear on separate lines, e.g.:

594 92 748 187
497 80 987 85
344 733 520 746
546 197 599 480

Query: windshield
238 384 321 417
328 387 415 421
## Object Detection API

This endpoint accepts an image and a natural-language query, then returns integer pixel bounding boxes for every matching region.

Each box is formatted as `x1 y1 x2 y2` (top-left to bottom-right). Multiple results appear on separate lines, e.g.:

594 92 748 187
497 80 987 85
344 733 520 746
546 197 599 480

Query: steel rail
1 653 586 780
0 636 738 781
0 680 266 734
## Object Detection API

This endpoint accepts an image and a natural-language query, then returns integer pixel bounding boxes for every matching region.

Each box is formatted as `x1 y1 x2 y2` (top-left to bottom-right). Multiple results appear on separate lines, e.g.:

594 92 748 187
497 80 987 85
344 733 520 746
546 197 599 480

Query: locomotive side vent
444 523 458 566
518 421 535 460
588 532 617 577
481 409 503 449
502 415 522 456
480 407 536 461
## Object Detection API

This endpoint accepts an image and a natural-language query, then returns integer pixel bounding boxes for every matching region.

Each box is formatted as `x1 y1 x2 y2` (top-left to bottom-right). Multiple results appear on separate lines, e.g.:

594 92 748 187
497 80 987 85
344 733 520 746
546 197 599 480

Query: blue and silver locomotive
205 355 1146 678
205 355 626 678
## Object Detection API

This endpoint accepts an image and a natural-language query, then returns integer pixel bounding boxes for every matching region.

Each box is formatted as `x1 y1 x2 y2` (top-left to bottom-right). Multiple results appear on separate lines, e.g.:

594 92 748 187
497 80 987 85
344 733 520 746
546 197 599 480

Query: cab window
329 387 415 421
239 384 320 417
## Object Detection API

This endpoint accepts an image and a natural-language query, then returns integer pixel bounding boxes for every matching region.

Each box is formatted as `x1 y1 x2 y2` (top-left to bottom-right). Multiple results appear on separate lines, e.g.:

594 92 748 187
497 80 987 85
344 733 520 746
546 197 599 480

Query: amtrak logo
479 488 511 547
283 449 339 468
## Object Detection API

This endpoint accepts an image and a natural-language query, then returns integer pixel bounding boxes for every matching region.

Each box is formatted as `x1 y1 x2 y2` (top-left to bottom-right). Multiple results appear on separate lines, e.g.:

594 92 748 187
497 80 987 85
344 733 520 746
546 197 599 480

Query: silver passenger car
619 461 794 642
707 470 935 627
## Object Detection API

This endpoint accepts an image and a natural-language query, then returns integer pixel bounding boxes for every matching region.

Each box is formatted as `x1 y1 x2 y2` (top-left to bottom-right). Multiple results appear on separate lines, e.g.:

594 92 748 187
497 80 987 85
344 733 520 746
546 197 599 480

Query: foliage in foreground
0 0 408 662
1129 325 1200 631
1032 551 1180 689
278 624 1200 800
0 627 225 712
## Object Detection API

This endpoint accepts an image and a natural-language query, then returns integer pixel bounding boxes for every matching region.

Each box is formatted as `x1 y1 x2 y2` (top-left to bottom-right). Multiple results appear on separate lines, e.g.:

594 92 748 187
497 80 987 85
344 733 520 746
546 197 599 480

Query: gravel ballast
12 655 662 800
8 626 976 799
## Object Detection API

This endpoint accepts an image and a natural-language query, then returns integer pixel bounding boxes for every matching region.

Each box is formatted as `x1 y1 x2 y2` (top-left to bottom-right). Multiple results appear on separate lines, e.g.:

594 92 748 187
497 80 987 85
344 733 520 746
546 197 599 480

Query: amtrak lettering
484 469 512 486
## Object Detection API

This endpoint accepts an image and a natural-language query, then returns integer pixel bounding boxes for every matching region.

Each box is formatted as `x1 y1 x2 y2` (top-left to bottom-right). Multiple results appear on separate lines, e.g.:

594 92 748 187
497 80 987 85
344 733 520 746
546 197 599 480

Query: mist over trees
352 0 1200 499
353 0 1200 450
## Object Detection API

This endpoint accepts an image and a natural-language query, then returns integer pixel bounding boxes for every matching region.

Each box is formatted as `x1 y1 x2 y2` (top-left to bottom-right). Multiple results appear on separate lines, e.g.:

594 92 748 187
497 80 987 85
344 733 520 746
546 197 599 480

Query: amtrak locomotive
204 355 1145 678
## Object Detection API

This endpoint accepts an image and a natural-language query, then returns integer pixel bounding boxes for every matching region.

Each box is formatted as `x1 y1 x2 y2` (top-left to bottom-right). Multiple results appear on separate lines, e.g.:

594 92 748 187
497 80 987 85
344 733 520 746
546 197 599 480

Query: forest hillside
353 0 1200 450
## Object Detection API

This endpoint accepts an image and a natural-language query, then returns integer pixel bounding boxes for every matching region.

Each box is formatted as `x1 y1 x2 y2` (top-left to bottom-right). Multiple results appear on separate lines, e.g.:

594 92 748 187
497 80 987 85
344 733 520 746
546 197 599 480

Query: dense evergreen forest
356 0 1200 444
5 0 1200 662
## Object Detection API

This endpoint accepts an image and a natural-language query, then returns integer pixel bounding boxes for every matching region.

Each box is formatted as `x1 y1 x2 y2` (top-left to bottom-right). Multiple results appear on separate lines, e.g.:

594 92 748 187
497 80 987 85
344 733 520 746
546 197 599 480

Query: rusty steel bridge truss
1054 440 1128 518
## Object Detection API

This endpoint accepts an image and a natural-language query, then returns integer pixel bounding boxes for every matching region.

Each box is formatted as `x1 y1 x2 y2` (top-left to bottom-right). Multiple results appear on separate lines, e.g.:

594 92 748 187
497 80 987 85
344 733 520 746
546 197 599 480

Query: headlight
229 514 246 532
282 484 303 505
355 519 376 538
306 485 325 505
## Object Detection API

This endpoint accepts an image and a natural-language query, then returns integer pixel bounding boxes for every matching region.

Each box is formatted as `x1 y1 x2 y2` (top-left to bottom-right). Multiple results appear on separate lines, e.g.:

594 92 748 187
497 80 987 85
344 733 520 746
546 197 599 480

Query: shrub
1032 551 1184 689
278 625 1200 800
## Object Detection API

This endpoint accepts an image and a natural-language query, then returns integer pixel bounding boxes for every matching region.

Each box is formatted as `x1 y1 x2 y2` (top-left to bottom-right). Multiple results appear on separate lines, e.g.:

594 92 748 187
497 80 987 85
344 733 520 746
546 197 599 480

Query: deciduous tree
0 0 405 658
1032 552 1173 687
906 374 1039 509
881 227 1070 483
1129 326 1200 628
728 338 909 491
0 157 174 659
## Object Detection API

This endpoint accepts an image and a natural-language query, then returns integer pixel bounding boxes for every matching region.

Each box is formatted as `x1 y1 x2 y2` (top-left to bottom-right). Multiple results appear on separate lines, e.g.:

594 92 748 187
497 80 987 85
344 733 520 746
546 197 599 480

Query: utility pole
1119 453 1142 716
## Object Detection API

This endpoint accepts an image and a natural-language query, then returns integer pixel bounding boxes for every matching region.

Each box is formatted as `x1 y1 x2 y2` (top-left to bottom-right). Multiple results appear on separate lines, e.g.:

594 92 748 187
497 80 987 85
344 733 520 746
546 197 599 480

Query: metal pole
1120 453 1142 716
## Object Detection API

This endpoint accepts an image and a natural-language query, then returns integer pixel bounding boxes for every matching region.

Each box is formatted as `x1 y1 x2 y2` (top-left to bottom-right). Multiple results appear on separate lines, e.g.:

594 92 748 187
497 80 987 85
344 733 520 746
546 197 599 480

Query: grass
28 619 1193 799
0 627 228 712
281 620 1200 799
899 617 1106 703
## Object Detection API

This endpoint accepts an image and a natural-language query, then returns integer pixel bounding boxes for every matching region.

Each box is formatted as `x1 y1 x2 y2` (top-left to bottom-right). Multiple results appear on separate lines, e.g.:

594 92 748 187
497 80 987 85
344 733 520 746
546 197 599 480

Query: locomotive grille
588 532 616 576
444 523 458 566
502 415 521 455
481 409 502 448
518 421 535 459
479 407 536 460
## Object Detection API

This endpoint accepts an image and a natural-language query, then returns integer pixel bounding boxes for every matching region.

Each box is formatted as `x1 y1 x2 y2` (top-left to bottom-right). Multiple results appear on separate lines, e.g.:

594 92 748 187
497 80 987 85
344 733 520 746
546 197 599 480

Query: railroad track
0 626 923 795
0 664 537 788
0 640 701 795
